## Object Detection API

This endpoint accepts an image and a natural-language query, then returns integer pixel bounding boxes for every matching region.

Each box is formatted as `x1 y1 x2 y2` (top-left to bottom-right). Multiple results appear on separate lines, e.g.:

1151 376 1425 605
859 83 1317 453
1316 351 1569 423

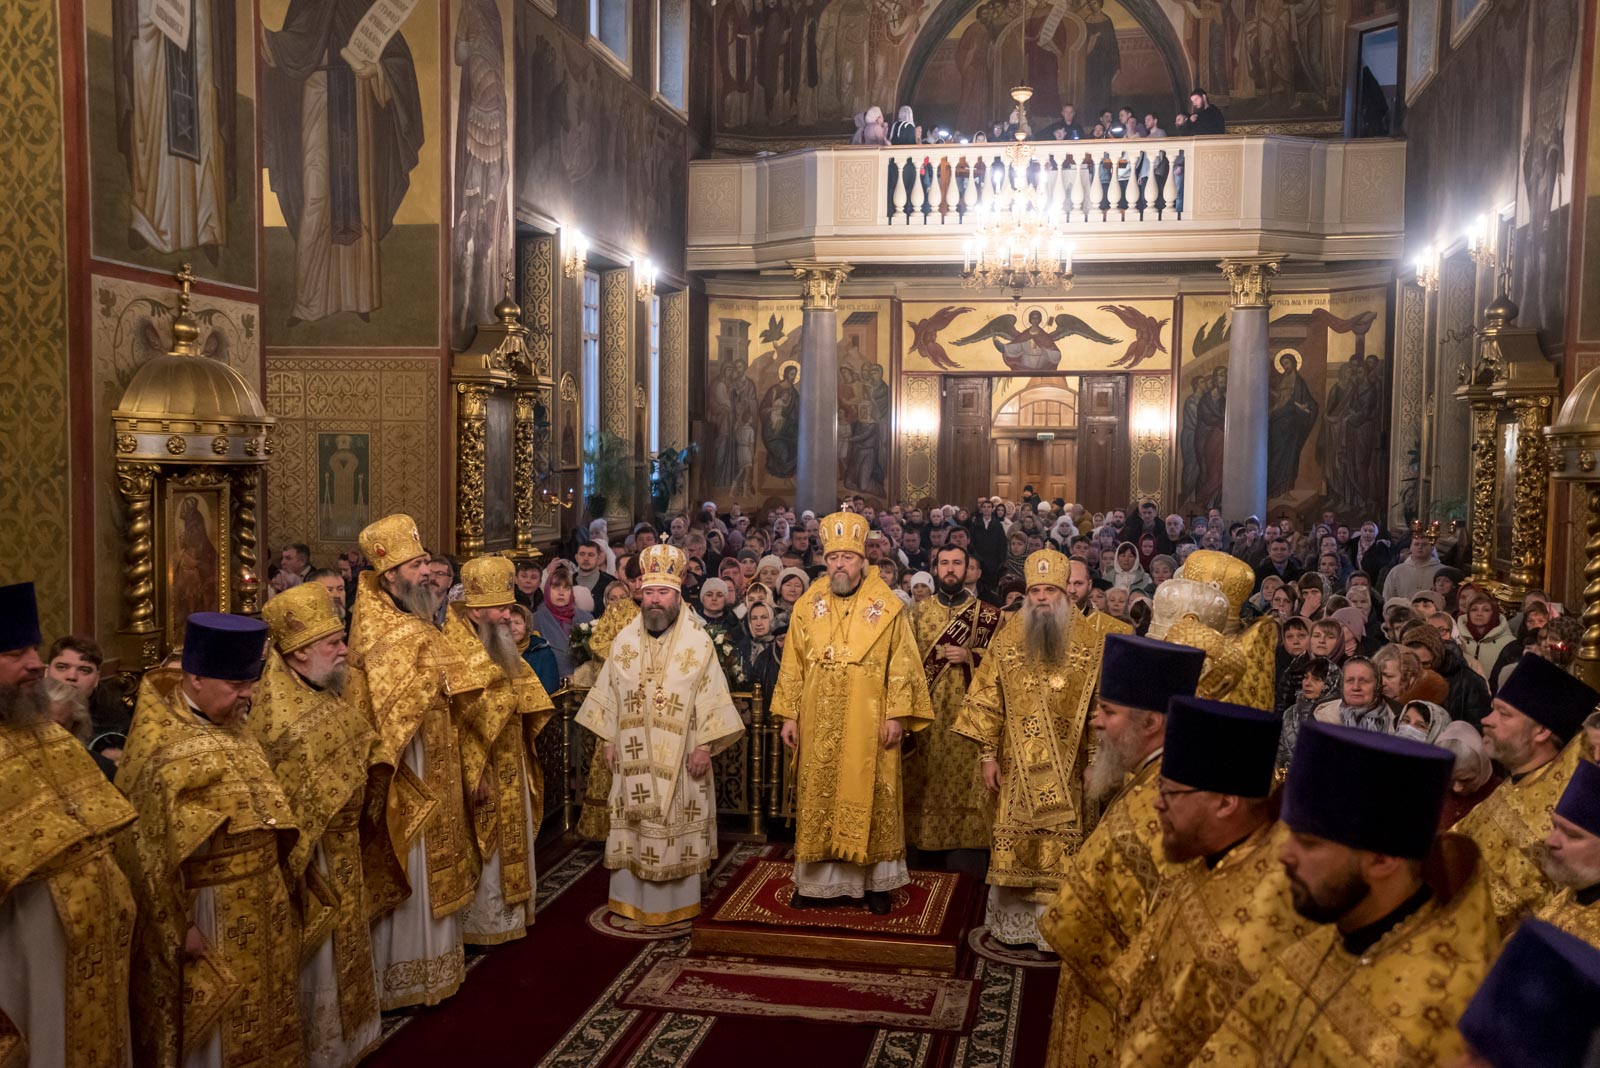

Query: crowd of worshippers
851 89 1226 147
7 484 1600 1068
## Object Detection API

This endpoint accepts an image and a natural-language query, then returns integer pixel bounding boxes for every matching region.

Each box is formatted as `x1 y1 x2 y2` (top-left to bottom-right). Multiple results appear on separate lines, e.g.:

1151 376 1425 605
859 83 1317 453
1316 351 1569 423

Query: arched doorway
991 377 1078 503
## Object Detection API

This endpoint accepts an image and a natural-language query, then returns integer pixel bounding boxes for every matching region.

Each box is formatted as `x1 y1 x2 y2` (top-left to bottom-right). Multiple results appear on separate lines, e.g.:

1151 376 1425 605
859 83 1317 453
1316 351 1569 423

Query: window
648 294 662 454
581 270 601 486
655 0 689 114
1351 25 1398 138
589 0 630 69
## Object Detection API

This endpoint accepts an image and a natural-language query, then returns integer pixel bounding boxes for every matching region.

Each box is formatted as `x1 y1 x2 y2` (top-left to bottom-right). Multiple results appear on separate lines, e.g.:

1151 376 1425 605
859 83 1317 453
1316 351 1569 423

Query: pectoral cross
225 916 258 948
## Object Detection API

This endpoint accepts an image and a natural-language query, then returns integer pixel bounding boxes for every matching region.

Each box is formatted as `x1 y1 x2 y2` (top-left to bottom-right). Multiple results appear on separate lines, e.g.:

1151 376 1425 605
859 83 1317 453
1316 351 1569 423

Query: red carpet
619 956 978 1032
708 858 960 935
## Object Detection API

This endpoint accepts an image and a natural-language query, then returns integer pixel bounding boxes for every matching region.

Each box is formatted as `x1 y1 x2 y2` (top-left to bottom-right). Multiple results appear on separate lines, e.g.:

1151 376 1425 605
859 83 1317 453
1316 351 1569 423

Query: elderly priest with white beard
578 543 744 925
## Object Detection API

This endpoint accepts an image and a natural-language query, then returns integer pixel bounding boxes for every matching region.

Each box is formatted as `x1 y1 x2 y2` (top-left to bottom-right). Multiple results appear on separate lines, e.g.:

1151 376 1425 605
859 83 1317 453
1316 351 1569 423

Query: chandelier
960 87 1074 299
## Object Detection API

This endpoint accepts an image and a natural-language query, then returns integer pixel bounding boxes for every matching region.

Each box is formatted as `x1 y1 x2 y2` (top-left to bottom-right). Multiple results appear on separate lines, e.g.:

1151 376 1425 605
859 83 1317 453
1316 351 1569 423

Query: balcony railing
686 135 1406 272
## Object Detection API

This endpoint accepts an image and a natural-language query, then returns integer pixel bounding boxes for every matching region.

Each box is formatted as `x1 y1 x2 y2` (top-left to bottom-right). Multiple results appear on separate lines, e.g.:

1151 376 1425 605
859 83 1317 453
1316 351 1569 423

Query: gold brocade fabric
771 572 934 866
1536 887 1600 946
577 598 641 841
904 597 1001 851
1039 758 1181 1068
114 672 302 1068
1111 820 1312 1067
576 612 745 882
247 650 380 1038
0 721 138 1068
346 572 479 921
1197 834 1499 1068
1450 736 1584 933
952 609 1131 888
1162 616 1280 710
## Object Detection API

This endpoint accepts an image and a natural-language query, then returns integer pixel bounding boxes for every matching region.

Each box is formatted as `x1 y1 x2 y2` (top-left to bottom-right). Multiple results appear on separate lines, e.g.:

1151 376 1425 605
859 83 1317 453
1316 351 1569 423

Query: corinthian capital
791 262 853 310
1219 258 1281 308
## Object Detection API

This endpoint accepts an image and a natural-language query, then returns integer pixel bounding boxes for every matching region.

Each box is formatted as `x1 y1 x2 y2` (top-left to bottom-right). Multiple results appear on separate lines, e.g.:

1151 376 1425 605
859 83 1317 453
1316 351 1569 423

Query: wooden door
1077 376 1128 512
940 378 992 510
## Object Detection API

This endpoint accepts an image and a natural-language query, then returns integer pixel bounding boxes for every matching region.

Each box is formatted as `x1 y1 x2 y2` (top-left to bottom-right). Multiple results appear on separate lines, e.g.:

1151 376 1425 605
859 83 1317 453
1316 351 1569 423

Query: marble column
792 262 853 516
1218 258 1278 523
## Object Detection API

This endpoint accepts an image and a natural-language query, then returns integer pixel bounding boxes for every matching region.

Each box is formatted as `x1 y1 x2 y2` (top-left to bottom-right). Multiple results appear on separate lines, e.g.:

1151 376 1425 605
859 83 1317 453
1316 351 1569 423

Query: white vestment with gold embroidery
577 611 743 923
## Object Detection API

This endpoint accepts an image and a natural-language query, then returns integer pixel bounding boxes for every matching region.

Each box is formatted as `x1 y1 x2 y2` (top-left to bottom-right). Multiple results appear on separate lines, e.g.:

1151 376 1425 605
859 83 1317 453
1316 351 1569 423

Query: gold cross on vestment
624 737 645 761
615 644 638 669
675 649 700 674
630 783 652 806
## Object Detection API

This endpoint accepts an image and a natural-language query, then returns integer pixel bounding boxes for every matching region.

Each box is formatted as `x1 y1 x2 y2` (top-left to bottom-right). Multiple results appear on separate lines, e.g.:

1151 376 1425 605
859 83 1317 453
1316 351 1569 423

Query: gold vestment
0 720 137 1068
1536 886 1600 946
440 604 556 939
1112 819 1311 1067
345 571 479 921
1450 736 1584 932
1039 756 1181 1068
904 595 1003 850
577 597 641 841
115 671 303 1068
1198 834 1499 1067
248 648 381 1049
771 572 934 865
952 608 1131 886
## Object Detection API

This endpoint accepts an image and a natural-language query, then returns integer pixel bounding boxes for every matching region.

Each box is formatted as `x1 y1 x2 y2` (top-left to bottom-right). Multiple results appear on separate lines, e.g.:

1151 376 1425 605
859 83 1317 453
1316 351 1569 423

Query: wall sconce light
901 408 937 437
1466 215 1495 268
1132 407 1169 438
1414 246 1440 293
540 485 576 510
635 259 657 303
562 230 589 279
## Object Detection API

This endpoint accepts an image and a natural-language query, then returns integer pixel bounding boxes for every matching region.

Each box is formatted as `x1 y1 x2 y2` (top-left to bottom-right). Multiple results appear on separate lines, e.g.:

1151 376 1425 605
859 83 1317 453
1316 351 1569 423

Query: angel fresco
907 306 974 369
1099 305 1170 368
951 308 1120 371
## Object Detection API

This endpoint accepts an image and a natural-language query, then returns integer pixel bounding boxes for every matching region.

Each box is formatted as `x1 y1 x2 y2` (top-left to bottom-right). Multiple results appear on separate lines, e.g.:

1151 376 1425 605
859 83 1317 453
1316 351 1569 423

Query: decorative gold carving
1508 396 1552 590
1580 488 1600 689
116 463 159 638
456 384 490 556
900 376 939 503
520 235 556 381
211 435 229 455
1467 400 1499 582
660 291 689 452
791 262 853 310
633 384 647 409
233 469 260 615
1219 258 1280 308
514 390 539 550
117 433 137 453
600 269 634 528
1129 374 1172 508
166 435 188 455
559 373 577 402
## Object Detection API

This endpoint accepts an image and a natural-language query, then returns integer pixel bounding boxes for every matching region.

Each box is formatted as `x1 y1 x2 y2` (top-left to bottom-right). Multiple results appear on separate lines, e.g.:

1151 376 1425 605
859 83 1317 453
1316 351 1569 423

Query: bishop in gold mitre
0 581 137 1068
1534 755 1600 947
346 514 478 1010
576 544 744 924
1198 721 1499 1067
257 583 382 1068
1110 696 1309 1067
442 555 557 945
116 613 303 1068
1153 549 1279 710
773 511 933 914
904 543 1004 856
1453 652 1596 932
952 550 1130 948
576 554 643 842
1038 634 1204 1068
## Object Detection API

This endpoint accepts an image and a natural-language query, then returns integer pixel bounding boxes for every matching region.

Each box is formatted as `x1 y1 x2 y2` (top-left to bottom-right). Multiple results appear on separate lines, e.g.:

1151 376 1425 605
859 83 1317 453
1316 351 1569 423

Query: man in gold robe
1198 721 1500 1066
577 555 642 842
1453 919 1600 1067
1152 550 1280 709
347 514 479 1010
117 613 303 1068
1038 634 1206 1068
953 551 1129 947
905 544 1003 860
257 583 381 1068
774 511 934 914
1453 653 1596 931
1111 696 1309 1066
577 544 744 924
0 581 137 1068
443 555 557 945
1535 757 1600 946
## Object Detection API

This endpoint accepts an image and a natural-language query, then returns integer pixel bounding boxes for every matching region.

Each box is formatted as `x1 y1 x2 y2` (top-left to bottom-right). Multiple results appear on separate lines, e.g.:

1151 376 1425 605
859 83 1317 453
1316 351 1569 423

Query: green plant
651 443 698 507
581 431 636 517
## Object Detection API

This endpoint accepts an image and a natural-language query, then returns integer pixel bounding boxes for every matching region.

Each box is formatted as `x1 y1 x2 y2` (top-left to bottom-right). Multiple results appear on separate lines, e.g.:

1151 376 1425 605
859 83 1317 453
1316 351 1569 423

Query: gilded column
514 391 537 551
600 267 635 529
1508 396 1553 592
792 262 852 516
456 384 489 556
1218 258 1277 524
115 462 160 667
660 290 691 512
1466 400 1498 582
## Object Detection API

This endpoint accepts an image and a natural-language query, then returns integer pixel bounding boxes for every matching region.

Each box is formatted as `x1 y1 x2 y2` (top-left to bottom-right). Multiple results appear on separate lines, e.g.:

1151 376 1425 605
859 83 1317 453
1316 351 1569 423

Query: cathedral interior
5 0 1600 1063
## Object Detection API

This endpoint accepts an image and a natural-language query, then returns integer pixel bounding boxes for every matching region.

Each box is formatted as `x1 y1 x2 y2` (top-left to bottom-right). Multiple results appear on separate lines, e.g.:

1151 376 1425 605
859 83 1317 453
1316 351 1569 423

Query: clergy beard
303 663 348 696
0 680 50 727
936 574 966 599
1085 728 1140 804
1540 848 1600 890
830 572 862 597
1023 597 1069 663
477 617 523 677
387 574 438 621
209 698 253 729
643 602 681 634
1287 862 1371 924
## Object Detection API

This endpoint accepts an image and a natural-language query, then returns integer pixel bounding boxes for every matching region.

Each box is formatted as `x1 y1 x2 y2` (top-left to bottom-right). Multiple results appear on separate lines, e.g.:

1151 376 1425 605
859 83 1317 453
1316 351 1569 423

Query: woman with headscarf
533 565 594 680
508 603 560 695
1003 529 1030 584
1277 656 1334 771
889 105 919 144
1136 533 1158 570
1395 699 1451 743
1312 656 1393 733
1107 541 1153 594
1148 554 1177 587
1458 596 1514 673
1050 515 1077 551
1435 720 1502 828
775 566 809 627
1331 605 1376 657
852 106 888 145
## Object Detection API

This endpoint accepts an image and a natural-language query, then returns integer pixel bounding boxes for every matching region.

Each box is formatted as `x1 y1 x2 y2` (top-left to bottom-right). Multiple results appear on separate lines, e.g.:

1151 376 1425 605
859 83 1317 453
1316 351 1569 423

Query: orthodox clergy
577 555 643 842
1111 696 1307 1067
0 581 137 1068
953 551 1129 946
577 544 744 924
347 514 478 1009
1039 635 1206 1068
117 613 303 1068
774 511 934 914
1454 920 1600 1068
904 544 1003 856
1198 721 1499 1066
1453 653 1596 931
1158 550 1280 709
257 583 382 1068
443 555 556 944
1536 757 1600 946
